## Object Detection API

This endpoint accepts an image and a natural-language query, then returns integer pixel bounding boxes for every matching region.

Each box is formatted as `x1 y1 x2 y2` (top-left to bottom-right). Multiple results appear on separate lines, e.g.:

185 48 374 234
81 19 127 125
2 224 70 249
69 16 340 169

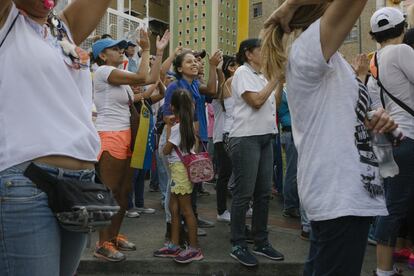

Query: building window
194 14 198 19
195 2 198 7
194 27 198 32
179 6 182 11
202 37 205 42
202 25 206 30
345 24 359 43
253 2 263 18
186 41 190 45
186 17 190 22
202 13 206 17
186 29 190 34
194 38 198 43
179 31 182 35
220 25 223 30
186 4 189 9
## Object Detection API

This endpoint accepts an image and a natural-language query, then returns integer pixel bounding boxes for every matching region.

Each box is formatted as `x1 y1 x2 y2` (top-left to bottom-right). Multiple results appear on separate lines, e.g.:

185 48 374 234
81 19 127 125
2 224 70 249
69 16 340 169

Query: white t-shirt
223 97 234 133
374 44 414 139
0 4 100 172
167 123 194 163
286 19 387 221
230 64 277 137
212 99 224 143
93 66 134 131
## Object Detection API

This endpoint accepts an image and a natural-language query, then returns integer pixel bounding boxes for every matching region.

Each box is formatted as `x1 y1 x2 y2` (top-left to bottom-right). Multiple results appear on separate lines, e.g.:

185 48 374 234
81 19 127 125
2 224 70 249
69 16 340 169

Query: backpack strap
374 52 414 117
0 13 19 49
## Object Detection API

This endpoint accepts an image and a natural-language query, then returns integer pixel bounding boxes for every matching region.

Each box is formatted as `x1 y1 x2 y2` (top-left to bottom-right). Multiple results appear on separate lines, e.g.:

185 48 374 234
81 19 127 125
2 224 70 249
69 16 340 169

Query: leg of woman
98 151 129 244
215 142 232 216
375 138 414 271
60 229 87 276
134 169 146 208
169 192 180 246
0 166 60 276
230 136 261 247
251 134 273 246
177 194 198 248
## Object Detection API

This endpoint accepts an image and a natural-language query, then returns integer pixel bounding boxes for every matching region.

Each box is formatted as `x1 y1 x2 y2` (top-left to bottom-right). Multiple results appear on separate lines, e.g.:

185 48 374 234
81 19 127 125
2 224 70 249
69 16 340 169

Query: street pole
358 16 362 54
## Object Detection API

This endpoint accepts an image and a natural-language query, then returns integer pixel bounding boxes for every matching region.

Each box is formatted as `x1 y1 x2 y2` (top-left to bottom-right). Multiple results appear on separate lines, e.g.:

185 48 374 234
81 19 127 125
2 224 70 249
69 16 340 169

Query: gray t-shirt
286 19 387 221
374 44 414 139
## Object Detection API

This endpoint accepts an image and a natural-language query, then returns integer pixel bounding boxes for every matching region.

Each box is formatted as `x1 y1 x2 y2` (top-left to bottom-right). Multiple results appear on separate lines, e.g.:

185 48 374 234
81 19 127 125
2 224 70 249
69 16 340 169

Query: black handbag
24 163 119 233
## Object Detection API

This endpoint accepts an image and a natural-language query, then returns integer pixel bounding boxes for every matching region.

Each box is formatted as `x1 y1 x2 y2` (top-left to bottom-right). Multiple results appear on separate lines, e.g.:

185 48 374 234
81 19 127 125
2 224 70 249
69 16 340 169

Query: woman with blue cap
91 28 170 262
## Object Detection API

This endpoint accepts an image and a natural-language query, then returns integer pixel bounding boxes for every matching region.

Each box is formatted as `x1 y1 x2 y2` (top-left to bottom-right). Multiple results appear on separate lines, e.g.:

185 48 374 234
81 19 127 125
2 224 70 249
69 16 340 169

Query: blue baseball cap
92 38 128 59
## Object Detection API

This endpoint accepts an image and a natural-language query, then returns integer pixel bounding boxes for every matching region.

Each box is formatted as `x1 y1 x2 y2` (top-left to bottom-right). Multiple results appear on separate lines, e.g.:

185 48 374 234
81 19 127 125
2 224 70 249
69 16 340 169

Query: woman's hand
352 54 369 80
174 45 183 57
365 108 398 134
138 29 150 50
209 50 223 67
156 30 171 52
264 0 299 32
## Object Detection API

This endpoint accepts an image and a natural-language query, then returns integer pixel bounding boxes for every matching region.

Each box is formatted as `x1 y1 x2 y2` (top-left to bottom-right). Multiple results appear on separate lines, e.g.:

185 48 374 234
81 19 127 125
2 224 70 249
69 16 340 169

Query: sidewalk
78 182 414 276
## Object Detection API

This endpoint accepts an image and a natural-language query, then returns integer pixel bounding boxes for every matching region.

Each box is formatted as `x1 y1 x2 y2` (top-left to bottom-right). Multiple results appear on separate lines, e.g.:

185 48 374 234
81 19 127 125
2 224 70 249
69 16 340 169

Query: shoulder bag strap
174 145 185 162
0 13 19 49
374 52 414 117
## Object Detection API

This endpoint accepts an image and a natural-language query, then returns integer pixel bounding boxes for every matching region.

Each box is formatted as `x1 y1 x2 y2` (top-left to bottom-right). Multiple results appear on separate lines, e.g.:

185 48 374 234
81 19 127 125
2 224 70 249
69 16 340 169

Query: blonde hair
260 4 329 81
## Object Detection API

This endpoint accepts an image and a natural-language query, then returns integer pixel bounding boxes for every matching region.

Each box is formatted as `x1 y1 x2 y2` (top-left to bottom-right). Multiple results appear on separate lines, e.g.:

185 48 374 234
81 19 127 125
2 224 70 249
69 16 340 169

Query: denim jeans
229 134 274 247
0 163 88 276
156 150 168 205
159 128 172 223
273 134 283 193
128 169 146 209
304 216 371 276
214 142 232 215
374 137 414 247
281 131 300 210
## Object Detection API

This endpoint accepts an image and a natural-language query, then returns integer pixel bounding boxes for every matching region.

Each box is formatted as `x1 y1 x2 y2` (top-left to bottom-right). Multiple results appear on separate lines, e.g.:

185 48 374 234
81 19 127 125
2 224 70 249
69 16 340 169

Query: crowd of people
1 0 414 275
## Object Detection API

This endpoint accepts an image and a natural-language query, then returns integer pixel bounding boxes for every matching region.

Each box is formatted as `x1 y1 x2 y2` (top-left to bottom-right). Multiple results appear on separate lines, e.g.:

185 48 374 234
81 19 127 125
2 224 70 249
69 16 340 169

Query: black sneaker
197 217 215 228
230 245 258 267
253 244 284 261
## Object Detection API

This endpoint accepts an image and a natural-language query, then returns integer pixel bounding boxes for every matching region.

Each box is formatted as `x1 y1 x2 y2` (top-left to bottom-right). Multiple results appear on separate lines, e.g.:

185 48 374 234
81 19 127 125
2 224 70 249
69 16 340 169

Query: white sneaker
246 208 253 218
217 210 231 222
136 207 156 214
126 210 140 218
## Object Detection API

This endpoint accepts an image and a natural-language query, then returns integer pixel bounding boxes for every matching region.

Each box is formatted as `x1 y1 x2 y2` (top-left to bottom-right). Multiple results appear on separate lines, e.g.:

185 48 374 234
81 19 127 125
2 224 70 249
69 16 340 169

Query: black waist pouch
24 163 119 233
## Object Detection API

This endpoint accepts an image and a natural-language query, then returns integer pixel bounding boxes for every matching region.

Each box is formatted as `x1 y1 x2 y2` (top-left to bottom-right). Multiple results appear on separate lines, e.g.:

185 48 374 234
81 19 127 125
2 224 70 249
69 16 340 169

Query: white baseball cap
370 7 405 33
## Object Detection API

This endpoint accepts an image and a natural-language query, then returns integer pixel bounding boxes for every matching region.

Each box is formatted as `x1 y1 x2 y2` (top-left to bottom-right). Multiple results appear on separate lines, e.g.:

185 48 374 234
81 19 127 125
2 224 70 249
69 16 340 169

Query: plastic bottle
367 111 402 178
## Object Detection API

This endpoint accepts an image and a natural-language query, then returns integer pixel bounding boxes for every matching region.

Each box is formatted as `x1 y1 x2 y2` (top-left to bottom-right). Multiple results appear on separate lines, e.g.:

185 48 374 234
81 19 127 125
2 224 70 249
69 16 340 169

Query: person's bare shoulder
0 1 13 30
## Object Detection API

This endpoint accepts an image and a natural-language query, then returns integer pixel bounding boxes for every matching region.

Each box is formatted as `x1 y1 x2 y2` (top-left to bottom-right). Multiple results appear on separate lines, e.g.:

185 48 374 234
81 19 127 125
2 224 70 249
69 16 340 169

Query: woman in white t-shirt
91 30 170 262
0 1 115 275
213 55 238 223
368 8 414 275
261 1 398 275
228 38 284 267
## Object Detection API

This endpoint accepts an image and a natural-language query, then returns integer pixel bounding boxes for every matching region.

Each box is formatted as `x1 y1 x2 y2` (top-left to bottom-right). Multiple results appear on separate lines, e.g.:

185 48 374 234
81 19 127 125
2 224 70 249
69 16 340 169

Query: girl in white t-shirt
91 29 170 262
154 89 204 264
261 0 398 275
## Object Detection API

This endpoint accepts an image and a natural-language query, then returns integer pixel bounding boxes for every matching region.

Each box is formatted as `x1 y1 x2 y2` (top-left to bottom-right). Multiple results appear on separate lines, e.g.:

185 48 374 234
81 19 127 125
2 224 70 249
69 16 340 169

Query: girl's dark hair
370 21 406 43
236 38 261 65
403 28 414 48
222 55 237 79
170 88 195 153
173 51 194 79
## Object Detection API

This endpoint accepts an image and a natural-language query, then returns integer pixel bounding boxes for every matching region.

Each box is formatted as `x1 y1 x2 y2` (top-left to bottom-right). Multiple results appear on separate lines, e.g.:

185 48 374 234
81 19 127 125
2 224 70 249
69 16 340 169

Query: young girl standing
154 89 204 264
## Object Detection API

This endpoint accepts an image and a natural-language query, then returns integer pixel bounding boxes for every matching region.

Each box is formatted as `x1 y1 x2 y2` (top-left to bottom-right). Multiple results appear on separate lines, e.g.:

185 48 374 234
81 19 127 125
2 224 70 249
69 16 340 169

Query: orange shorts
98 129 132 160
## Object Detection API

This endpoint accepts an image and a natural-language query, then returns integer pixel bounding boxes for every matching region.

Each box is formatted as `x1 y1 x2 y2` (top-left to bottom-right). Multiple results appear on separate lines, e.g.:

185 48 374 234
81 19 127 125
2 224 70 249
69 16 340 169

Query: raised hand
209 50 223 67
264 1 299 33
156 29 171 52
137 28 150 50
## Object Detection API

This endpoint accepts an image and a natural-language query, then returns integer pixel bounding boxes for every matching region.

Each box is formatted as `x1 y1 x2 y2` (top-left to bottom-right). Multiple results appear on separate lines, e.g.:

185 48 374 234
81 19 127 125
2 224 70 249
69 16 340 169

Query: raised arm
145 30 170 84
160 46 182 82
0 0 12 29
60 0 112 45
199 50 222 96
107 29 152 86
